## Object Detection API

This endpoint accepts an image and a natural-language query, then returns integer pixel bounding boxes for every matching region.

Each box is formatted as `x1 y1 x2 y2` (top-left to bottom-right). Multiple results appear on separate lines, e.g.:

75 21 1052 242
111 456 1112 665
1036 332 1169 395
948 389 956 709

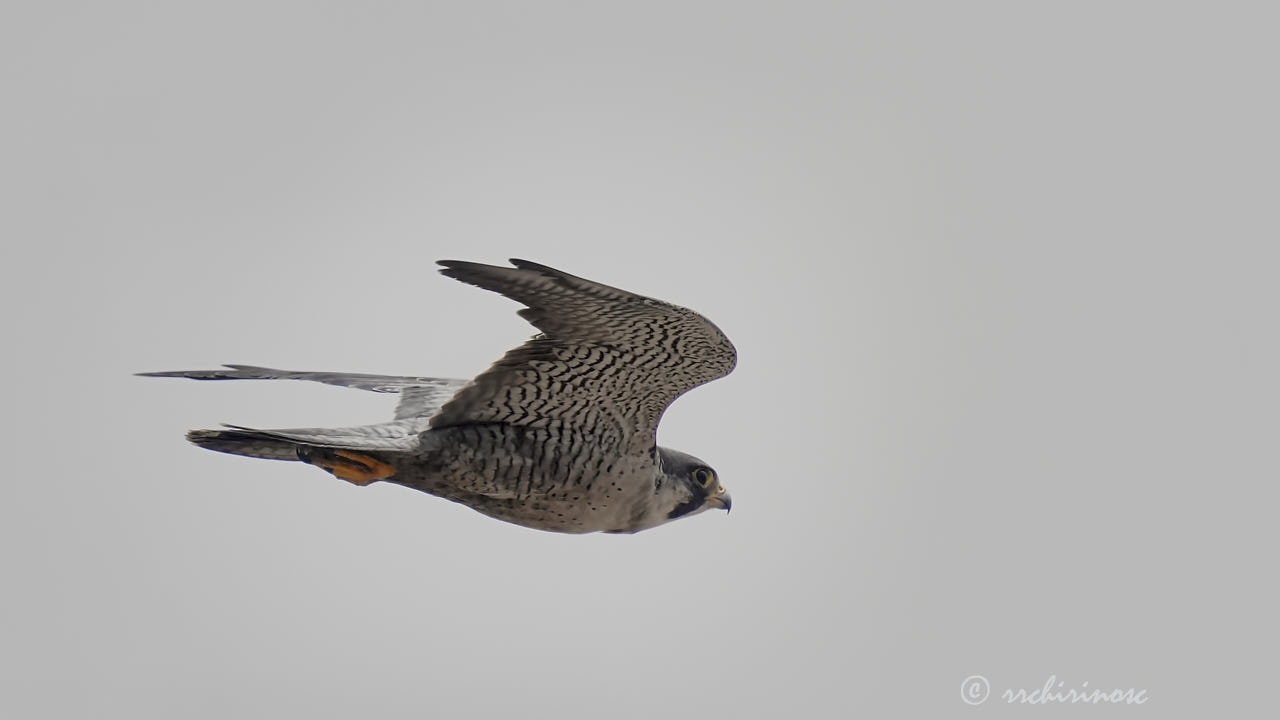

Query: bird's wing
137 365 468 420
393 381 469 420
432 259 737 455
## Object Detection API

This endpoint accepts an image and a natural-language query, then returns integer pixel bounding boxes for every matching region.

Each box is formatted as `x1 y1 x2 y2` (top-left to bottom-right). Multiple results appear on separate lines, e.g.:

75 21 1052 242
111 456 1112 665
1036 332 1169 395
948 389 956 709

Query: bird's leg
297 447 396 486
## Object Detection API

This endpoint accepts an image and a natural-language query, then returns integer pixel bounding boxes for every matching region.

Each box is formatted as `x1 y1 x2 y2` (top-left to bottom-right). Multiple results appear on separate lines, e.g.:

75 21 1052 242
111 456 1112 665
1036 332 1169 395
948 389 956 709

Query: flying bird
140 259 736 533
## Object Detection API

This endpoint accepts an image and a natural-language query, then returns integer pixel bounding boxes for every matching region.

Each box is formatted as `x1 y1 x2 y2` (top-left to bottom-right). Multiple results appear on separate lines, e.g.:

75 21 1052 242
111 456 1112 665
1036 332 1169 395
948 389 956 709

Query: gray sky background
3 2 1276 717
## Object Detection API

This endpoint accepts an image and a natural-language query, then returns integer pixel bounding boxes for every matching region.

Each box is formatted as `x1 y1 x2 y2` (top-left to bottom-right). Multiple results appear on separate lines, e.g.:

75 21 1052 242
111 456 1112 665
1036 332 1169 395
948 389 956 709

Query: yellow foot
300 448 396 486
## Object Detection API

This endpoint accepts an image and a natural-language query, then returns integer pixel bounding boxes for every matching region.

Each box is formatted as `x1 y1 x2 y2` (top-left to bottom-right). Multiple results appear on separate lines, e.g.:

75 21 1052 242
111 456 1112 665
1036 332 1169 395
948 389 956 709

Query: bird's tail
186 428 305 461
186 425 406 485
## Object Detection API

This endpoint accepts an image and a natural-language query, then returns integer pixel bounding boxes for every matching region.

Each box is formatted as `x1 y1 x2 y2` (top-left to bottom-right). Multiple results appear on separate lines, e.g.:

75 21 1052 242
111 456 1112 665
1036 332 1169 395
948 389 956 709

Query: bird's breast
393 424 659 533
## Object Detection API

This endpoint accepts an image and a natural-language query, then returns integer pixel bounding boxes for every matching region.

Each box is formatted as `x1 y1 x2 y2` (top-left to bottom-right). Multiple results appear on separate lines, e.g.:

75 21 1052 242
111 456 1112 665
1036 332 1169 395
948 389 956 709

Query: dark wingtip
437 259 497 285
439 259 556 273
134 366 254 381
438 258 610 300
509 259 594 288
508 258 561 275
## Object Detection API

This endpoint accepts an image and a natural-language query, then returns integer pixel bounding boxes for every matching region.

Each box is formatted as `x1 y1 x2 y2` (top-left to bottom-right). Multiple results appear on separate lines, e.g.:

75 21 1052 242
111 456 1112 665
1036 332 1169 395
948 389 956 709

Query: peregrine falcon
140 259 736 533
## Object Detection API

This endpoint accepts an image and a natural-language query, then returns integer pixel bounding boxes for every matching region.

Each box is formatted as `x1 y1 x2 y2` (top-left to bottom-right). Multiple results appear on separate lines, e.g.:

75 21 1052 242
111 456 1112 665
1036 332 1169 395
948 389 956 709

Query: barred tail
186 429 303 461
186 427 401 485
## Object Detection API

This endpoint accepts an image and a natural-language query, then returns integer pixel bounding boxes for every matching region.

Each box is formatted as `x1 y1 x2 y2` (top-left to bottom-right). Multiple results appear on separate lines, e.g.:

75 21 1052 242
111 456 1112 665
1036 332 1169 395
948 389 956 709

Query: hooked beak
708 490 732 513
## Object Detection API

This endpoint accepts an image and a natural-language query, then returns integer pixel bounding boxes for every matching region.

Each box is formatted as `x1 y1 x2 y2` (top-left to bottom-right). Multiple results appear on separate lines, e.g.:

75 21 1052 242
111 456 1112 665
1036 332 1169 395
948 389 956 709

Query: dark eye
693 468 716 488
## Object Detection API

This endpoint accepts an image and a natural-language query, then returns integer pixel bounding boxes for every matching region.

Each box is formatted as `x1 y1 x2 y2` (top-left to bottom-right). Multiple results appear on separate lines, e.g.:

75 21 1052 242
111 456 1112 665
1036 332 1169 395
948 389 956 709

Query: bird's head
657 447 732 520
